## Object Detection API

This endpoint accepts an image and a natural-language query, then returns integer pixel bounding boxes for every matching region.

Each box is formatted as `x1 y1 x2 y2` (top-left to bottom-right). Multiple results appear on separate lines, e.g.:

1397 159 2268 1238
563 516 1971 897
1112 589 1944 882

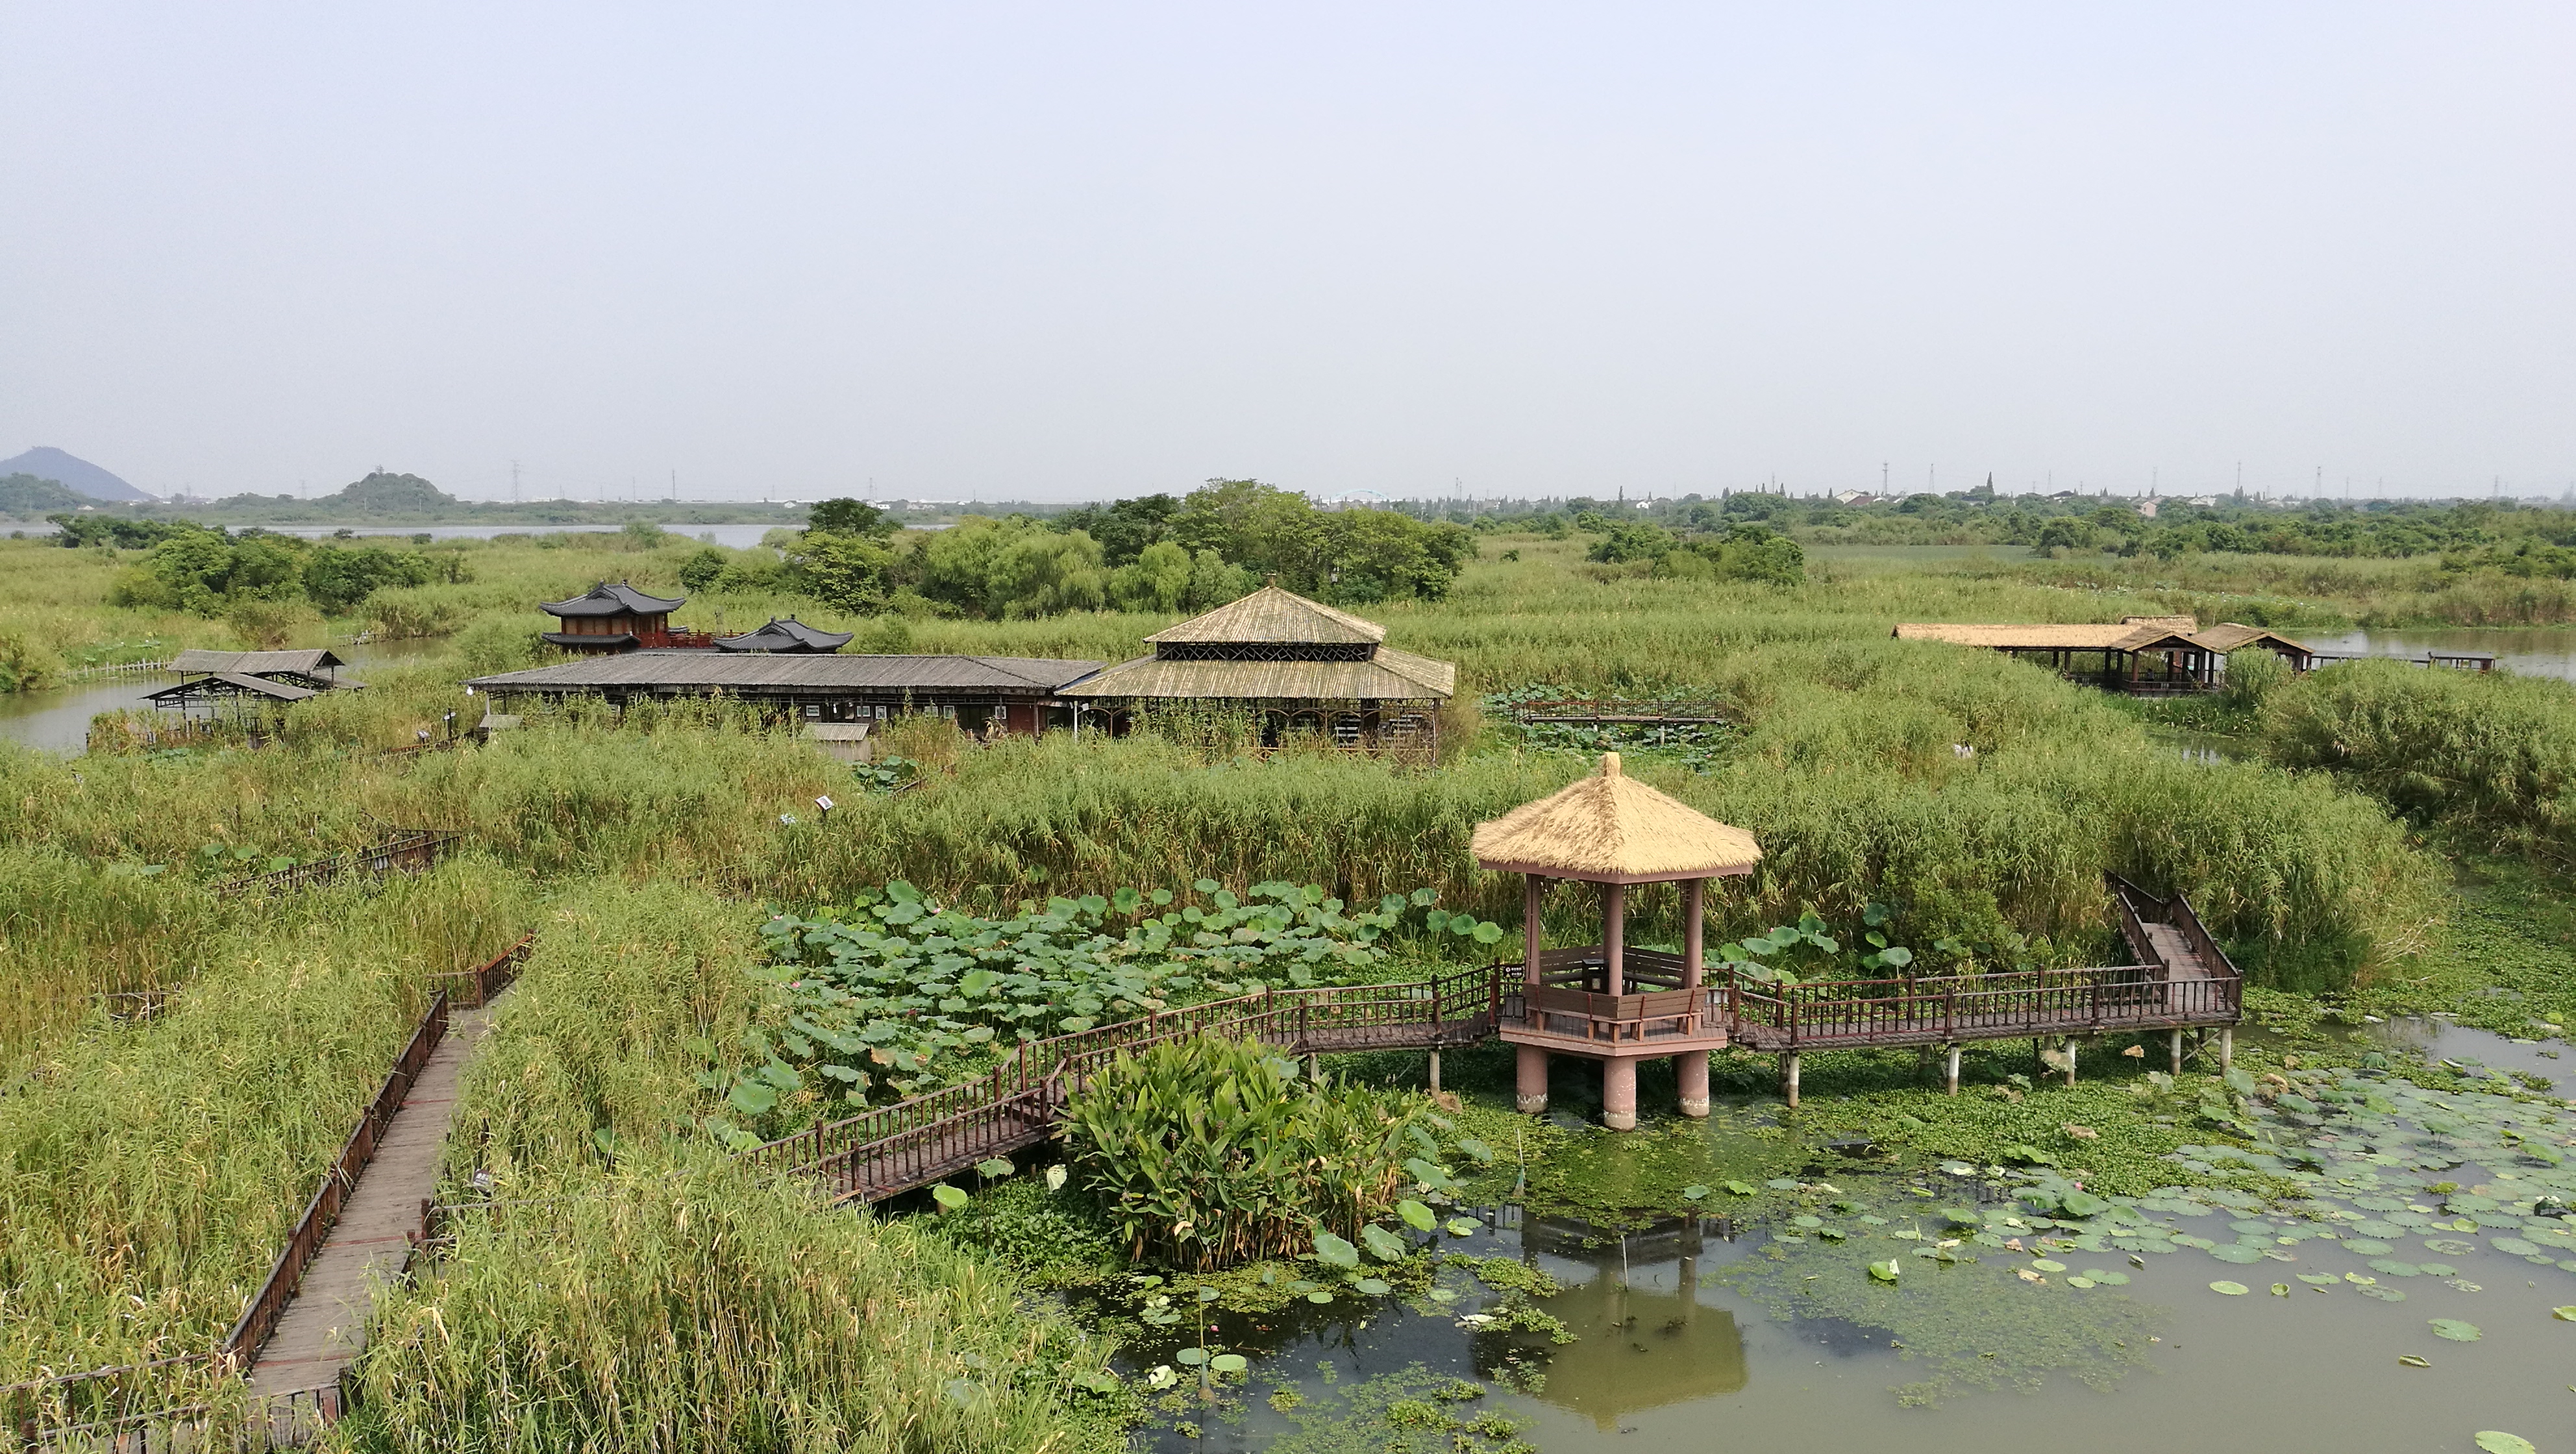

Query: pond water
1111 1023 2576 1453
2303 628 2576 684
0 639 443 754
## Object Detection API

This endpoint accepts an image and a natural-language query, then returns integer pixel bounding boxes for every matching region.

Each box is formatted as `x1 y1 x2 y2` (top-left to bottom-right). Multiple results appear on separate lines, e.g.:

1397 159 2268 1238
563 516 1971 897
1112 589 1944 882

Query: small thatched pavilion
1471 753 1761 1129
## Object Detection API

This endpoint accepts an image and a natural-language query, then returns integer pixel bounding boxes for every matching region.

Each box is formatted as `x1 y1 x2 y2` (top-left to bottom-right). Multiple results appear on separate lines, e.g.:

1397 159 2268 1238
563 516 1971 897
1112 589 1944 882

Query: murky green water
1117 1024 2576 1453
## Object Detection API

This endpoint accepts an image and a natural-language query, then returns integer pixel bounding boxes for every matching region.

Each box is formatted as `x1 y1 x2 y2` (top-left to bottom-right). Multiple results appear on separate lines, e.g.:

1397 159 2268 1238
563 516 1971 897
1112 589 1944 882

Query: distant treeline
1386 490 2576 573
683 480 1477 619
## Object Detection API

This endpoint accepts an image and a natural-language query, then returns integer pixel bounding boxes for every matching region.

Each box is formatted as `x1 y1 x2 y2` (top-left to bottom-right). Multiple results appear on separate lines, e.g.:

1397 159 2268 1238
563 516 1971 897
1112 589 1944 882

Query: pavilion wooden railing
743 966 1504 1203
212 830 456 900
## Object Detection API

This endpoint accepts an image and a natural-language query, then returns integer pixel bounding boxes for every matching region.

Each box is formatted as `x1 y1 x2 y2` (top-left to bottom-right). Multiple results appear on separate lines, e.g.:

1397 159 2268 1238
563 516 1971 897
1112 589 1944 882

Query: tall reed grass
2262 659 2576 866
0 859 529 1380
332 1153 1121 1454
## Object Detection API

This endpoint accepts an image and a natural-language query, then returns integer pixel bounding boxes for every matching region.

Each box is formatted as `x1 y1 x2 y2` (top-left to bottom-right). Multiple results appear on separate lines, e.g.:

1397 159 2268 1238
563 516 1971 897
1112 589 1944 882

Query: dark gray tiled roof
464 652 1101 695
541 582 687 617
714 617 855 652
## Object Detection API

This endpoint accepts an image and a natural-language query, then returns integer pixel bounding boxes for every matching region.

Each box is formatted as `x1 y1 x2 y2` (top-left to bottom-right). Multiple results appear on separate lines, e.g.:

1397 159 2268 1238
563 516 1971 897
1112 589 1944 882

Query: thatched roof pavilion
1471 752 1761 884
1892 615 2314 694
1474 754 1761 1129
1066 585 1455 760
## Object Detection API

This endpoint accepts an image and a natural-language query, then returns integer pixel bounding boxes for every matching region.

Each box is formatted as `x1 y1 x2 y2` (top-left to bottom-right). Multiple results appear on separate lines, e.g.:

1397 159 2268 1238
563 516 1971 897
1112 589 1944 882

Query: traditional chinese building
539 582 709 653
1064 585 1455 761
462 652 1100 735
713 617 854 653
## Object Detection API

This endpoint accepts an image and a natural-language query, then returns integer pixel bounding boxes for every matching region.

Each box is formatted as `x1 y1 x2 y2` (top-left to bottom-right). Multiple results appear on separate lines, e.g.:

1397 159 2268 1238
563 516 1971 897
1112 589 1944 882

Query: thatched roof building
167 648 361 691
1891 615 2310 695
1066 586 1455 760
1471 752 1760 884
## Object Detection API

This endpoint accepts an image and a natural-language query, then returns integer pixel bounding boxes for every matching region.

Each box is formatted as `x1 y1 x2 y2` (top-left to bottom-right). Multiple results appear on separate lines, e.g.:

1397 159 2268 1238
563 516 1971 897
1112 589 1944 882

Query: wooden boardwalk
242 995 501 1413
750 876 2242 1203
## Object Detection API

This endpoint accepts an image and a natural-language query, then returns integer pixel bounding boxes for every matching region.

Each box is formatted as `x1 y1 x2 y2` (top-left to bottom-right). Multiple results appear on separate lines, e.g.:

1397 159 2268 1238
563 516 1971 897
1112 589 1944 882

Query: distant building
1892 617 2316 695
538 582 709 653
145 649 365 722
713 617 854 653
462 652 1102 735
1065 585 1455 761
1831 491 1879 506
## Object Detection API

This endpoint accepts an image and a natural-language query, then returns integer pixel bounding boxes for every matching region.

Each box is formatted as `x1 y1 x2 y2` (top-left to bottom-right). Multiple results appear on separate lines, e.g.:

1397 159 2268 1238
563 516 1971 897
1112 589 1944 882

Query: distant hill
327 470 457 511
0 447 155 502
0 472 93 516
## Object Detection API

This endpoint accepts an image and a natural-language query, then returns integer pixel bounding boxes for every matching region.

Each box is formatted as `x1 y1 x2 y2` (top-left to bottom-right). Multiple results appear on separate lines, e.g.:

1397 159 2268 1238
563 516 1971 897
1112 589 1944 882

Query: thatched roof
2190 622 2310 656
1145 586 1386 646
169 648 347 675
1892 617 2201 652
1471 753 1761 884
1063 646 1453 702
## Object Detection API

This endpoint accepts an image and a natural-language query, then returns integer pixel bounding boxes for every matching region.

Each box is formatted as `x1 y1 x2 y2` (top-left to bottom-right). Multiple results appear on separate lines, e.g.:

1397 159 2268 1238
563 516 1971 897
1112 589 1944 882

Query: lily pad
2490 1237 2540 1257
1353 1277 1392 1296
1724 1180 1759 1196
2357 1284 2408 1302
2343 1238 2396 1255
2368 1259 2422 1277
2425 1238 2477 1255
1445 1218 1481 1237
1306 1290 1333 1303
1868 1259 1901 1283
2208 1244 2266 1264
1209 1353 1248 1374
2030 1259 2067 1273
1794 1214 1825 1229
2066 1276 2096 1288
1681 1185 1711 1201
2081 1269 2131 1285
2298 1274 2339 1285
2209 1280 2250 1296
2473 1434 2535 1454
2553 1306 2576 1322
2270 1283 2290 1296
2397 1354 2431 1368
2429 1318 2482 1342
1428 1288 1458 1302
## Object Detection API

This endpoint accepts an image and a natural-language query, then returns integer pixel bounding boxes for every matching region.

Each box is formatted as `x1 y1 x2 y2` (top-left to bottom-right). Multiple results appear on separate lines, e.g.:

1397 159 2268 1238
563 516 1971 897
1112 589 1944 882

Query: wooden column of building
1600 882 1635 1129
1678 878 1710 1117
1516 873 1549 1114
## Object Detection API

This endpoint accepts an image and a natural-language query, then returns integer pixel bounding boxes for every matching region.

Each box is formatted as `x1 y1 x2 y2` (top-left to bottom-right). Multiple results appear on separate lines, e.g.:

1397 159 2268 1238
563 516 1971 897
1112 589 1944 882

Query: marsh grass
332 1153 1122 1454
0 858 530 1379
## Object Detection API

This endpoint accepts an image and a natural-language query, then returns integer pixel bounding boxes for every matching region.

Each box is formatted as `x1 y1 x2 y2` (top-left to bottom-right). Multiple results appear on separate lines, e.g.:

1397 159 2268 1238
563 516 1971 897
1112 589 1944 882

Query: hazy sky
6 4 2571 504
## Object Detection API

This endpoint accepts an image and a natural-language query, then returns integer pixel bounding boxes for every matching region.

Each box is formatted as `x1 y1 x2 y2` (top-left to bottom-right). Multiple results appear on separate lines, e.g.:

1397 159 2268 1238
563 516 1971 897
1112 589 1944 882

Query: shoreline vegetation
6 508 2575 1447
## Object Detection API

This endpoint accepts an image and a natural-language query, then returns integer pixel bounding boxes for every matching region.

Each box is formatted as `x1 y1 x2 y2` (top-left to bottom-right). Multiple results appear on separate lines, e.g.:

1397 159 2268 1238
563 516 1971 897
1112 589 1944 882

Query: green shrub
1062 1036 1420 1270
2219 647 2292 712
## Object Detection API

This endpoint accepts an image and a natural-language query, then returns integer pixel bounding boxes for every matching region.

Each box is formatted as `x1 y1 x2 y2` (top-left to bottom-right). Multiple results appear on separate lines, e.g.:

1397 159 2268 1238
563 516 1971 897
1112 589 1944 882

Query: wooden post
1781 1052 1801 1109
1683 878 1704 990
1604 882 1626 997
1524 875 1544 991
1944 1042 1961 1095
2168 1028 2183 1074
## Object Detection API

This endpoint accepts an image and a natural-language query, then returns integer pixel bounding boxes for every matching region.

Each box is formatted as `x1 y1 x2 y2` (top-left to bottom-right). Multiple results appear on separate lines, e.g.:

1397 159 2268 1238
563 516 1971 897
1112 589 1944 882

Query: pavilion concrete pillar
2219 1028 2234 1073
2169 1028 2184 1074
1678 1051 1709 1118
1781 1052 1801 1109
1602 1056 1639 1131
1604 883 1626 996
1944 1043 1961 1095
1515 1044 1549 1115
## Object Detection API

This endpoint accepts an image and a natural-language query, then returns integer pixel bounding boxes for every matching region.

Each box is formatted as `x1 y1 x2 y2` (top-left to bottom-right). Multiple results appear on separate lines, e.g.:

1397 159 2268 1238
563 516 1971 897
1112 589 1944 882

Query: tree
806 498 897 539
301 545 436 611
787 532 896 612
1056 494 1180 566
678 547 730 592
1586 521 1678 563
1109 541 1195 612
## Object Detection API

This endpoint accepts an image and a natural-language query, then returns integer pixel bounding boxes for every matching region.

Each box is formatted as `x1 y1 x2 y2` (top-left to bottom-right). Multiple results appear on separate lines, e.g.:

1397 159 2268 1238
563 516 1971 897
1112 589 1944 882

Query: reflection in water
1508 1214 1746 1429
2301 627 2576 683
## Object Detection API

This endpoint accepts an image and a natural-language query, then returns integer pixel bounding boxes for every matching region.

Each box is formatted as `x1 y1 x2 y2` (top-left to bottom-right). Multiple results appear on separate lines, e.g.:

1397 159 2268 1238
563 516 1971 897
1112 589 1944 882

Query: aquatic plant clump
1061 1036 1430 1270
719 880 1496 1129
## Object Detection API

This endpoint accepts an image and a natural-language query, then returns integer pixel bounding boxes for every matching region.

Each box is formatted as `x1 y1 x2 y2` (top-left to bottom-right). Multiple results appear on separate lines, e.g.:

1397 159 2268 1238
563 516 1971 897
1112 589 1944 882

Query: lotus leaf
1209 1353 1248 1374
2429 1318 2481 1342
1353 1277 1392 1295
931 1184 969 1210
2209 1281 2249 1295
2474 1435 2535 1454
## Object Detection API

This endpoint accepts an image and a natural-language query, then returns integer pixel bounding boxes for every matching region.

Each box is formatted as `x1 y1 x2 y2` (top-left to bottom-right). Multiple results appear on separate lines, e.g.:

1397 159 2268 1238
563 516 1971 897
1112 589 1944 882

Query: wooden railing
212 830 456 900
743 967 1503 1203
427 934 535 1009
222 992 451 1365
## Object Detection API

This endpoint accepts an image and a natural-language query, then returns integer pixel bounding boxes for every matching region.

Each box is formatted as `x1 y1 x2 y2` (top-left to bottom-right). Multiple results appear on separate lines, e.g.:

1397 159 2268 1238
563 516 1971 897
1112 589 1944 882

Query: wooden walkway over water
750 875 2240 1202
